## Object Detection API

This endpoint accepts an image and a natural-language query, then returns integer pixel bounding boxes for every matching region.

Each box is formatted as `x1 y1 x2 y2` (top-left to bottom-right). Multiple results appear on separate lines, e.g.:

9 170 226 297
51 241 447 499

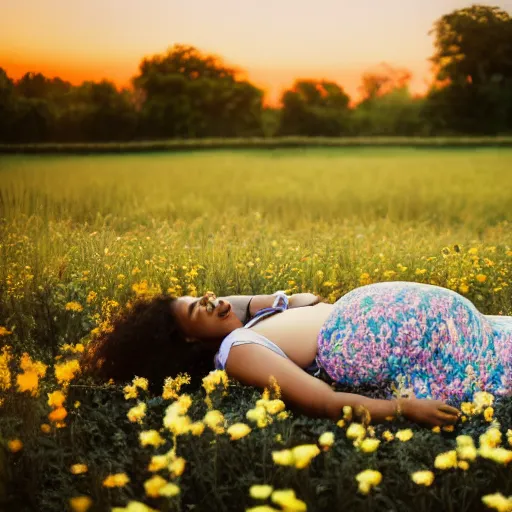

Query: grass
0 148 512 512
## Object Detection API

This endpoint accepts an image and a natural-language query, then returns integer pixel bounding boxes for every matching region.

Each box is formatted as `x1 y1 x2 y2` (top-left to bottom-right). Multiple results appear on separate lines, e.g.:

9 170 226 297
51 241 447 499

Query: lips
217 302 231 318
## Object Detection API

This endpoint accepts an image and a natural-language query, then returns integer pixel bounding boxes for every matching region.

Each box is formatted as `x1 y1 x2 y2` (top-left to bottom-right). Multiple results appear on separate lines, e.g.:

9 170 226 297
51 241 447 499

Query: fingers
439 404 461 416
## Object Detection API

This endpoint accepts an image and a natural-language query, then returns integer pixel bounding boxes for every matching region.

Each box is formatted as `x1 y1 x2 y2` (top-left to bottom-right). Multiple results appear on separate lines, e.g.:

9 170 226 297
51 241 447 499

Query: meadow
1 148 512 512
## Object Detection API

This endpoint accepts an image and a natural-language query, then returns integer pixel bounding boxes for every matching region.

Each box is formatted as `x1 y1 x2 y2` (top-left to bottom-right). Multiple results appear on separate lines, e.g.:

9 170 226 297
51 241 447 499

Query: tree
278 80 351 136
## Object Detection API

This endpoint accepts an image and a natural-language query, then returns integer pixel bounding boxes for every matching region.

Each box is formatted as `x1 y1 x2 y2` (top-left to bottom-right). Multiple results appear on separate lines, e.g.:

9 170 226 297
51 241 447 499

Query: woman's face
172 292 243 343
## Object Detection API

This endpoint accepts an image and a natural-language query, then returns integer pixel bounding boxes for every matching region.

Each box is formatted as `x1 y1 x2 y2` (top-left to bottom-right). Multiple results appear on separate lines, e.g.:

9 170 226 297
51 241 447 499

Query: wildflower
355 469 382 494
70 463 88 474
40 423 51 434
86 291 97 304
484 407 494 422
112 501 158 512
16 371 40 396
481 493 512 512
382 430 394 442
247 405 270 428
203 410 225 434
473 391 494 412
65 302 83 312
411 470 434 486
144 475 167 498
507 429 512 447
159 482 180 498
175 394 192 414
48 406 67 423
19 353 47 376
74 401 80 408
476 274 487 283
48 390 66 408
442 425 455 432
250 485 274 500
458 461 470 470
461 402 475 415
202 370 229 395
359 438 380 453
69 496 93 512
188 421 205 436
127 402 147 424
0 345 12 391
346 423 366 442
54 359 81 386
139 430 165 448
147 454 168 472
246 507 279 512
478 446 512 465
396 429 413 442
291 444 320 469
103 473 130 488
434 450 458 470
277 411 289 421
162 373 191 400
271 489 306 511
272 449 294 466
480 427 502 448
318 431 335 450
227 423 252 440
432 426 441 433
168 456 186 477
7 439 23 453
258 399 286 415
0 326 12 336
132 376 149 391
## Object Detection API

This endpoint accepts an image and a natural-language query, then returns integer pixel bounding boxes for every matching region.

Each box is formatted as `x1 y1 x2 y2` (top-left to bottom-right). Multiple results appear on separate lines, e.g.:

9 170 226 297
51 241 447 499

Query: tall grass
0 148 511 511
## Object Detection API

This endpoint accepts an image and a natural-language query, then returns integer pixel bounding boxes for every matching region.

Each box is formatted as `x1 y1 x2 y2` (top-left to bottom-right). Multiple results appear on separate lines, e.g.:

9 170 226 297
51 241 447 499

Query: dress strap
244 291 289 329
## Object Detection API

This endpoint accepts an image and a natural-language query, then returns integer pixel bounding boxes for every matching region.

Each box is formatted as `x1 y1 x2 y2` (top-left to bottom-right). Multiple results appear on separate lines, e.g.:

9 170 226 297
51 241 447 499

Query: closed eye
188 300 200 318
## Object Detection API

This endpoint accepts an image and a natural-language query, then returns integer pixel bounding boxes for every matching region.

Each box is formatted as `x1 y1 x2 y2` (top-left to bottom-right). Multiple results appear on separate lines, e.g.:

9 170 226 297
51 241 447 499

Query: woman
81 281 512 427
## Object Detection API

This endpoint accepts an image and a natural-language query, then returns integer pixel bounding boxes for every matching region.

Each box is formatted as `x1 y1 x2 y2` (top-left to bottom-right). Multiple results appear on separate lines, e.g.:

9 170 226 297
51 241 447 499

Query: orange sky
2 1 511 104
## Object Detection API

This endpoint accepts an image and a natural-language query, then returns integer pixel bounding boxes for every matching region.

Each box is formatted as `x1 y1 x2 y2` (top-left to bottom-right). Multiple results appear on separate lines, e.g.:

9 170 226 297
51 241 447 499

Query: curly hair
80 295 218 394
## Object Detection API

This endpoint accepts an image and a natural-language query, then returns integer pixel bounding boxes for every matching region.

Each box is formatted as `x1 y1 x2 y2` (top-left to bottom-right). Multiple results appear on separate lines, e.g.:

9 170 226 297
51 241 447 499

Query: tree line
1 5 511 143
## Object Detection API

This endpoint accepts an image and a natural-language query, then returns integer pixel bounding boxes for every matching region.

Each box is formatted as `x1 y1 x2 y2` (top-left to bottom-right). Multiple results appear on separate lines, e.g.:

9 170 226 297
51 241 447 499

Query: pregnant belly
316 281 494 387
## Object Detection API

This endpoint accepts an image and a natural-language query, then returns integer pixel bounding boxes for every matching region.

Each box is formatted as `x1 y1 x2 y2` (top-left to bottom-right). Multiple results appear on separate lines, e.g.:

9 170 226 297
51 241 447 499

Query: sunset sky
2 0 512 104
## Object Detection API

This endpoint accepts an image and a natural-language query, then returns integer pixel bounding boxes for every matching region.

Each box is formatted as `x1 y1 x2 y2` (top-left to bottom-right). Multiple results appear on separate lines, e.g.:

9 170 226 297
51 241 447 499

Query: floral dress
316 281 512 404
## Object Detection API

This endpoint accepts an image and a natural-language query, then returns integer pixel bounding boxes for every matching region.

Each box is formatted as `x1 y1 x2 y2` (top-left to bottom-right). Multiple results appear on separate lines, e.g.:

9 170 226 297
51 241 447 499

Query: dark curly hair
80 295 218 394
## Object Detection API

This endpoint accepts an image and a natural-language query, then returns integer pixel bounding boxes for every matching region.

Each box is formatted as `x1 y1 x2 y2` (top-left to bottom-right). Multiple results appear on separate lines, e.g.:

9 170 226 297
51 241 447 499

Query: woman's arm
225 342 460 426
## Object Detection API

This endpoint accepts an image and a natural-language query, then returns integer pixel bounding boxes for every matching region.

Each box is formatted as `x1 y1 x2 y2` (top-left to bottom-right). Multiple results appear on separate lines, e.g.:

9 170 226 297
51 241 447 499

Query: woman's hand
402 398 461 427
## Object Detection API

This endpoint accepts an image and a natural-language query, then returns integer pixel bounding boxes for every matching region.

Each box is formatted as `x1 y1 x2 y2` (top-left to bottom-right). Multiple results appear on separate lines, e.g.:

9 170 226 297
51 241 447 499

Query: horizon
2 1 512 104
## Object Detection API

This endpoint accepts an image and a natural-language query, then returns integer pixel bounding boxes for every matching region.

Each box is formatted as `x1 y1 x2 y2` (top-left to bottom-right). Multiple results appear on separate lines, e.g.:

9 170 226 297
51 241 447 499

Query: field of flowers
1 148 512 512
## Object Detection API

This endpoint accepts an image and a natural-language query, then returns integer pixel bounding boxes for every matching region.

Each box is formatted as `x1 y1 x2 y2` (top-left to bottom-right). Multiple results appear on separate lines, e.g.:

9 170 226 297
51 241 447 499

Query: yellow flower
127 402 147 424
246 507 279 512
168 456 186 477
476 274 487 283
478 446 512 465
112 501 158 512
277 411 289 421
0 326 12 336
382 430 394 442
415 268 427 275
65 302 83 312
271 489 306 511
272 449 294 466
188 421 205 436
0 346 12 391
432 426 441 433
484 407 494 422
202 370 229 395
291 444 320 469
162 373 191 400
19 353 47 376
461 402 475 415
507 429 512 447
411 470 434 486
250 484 274 500
481 493 512 512
132 376 149 391
459 284 470 294
54 359 81 386
359 438 380 453
458 461 470 471
7 439 23 453
144 475 167 498
40 423 51 434
16 371 40 396
102 473 130 487
246 405 270 429
159 482 180 498
434 450 458 470
139 430 165 448
457 445 477 461
48 406 67 423
456 435 475 448
148 454 169 472
318 431 335 450
70 463 88 475
442 425 455 432
69 496 93 512
396 429 413 442
203 410 225 435
227 423 252 441
48 390 66 408
355 469 382 494
480 427 502 448
346 423 366 442
258 399 286 415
